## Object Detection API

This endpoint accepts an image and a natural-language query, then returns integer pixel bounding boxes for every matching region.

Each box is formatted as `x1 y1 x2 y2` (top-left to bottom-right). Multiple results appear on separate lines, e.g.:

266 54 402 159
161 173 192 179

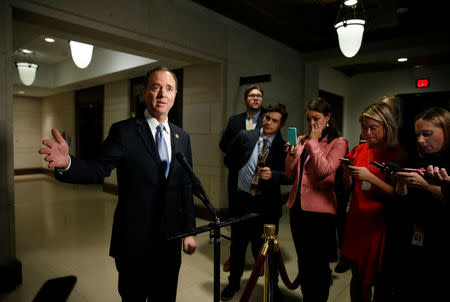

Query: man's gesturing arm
39 128 70 169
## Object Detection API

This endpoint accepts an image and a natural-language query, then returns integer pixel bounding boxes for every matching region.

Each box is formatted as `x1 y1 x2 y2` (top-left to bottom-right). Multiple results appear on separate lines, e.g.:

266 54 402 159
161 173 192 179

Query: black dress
384 154 450 302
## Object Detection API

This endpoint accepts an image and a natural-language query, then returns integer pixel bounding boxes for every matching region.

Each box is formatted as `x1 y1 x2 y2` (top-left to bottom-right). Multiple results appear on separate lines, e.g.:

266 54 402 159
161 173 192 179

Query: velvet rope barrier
239 252 267 302
274 241 301 290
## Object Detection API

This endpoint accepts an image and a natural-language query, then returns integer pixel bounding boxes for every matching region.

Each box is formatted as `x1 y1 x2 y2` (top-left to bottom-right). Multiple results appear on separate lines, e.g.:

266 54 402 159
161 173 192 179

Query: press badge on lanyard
411 224 424 247
361 181 371 191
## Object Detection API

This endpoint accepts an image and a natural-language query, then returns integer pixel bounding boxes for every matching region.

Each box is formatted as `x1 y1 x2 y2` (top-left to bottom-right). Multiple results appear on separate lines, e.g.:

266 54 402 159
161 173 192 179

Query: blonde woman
340 103 404 302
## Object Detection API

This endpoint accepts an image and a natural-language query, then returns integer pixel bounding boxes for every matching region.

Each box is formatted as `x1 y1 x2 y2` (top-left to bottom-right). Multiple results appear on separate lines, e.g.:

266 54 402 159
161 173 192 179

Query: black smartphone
339 158 354 166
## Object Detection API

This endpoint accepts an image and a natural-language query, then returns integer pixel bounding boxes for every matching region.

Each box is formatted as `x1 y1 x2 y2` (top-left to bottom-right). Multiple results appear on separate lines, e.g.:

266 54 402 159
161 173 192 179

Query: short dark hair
266 103 288 123
143 66 178 90
244 84 263 100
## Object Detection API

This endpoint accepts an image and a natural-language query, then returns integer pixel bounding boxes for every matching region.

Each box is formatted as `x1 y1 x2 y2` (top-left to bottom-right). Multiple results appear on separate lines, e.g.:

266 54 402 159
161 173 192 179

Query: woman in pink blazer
286 98 348 302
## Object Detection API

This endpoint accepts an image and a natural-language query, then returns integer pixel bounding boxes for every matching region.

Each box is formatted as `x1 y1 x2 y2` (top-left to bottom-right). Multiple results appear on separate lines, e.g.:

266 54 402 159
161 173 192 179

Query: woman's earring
326 122 329 127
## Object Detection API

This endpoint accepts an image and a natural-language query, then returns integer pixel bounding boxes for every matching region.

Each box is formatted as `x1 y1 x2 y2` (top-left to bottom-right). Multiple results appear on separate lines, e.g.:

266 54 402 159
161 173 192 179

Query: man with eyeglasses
39 66 197 302
219 84 265 272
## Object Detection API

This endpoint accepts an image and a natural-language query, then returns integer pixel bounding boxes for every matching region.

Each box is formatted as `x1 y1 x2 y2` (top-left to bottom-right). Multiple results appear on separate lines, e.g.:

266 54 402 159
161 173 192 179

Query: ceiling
192 0 450 76
11 0 450 98
11 11 184 98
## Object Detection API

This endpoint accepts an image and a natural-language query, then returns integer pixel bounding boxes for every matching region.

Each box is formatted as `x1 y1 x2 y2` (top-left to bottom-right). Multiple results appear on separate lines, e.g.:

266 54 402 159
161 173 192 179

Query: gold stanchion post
263 224 277 302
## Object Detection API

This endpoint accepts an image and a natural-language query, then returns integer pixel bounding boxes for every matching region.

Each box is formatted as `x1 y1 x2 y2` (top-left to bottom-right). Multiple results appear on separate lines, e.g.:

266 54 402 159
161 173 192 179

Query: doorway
319 89 344 133
76 85 104 160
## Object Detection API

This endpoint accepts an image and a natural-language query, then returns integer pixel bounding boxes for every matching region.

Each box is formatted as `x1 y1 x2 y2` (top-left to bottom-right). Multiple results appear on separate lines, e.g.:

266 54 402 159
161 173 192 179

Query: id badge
411 224 424 247
361 181 371 191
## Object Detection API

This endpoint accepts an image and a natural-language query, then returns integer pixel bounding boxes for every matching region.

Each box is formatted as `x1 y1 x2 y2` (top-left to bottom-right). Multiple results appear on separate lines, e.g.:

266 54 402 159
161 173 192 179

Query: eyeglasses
248 94 263 99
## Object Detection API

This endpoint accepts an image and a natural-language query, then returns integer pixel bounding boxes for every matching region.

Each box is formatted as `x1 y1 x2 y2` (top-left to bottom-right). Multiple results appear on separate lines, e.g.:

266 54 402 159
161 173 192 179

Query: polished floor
1 174 351 301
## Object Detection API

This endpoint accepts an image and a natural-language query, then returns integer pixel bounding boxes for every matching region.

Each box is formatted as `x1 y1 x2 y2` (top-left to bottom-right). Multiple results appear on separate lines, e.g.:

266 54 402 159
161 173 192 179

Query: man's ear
280 122 286 129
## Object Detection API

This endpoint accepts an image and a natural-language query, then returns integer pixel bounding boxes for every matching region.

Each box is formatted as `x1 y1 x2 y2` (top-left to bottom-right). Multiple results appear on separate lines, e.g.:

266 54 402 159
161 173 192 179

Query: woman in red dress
341 103 404 302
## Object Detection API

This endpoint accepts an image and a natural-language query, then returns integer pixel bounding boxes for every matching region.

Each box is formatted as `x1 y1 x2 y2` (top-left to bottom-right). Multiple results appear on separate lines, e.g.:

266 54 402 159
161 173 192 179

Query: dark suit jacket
55 117 196 264
224 129 290 218
219 111 265 213
219 111 265 153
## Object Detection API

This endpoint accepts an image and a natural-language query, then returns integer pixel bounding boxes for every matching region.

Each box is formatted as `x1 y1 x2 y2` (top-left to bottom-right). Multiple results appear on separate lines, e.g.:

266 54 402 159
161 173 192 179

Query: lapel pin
175 134 179 139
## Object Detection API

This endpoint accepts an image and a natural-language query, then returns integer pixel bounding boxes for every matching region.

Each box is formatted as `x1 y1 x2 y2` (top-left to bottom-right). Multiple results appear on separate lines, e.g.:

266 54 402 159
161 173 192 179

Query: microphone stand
170 155 258 302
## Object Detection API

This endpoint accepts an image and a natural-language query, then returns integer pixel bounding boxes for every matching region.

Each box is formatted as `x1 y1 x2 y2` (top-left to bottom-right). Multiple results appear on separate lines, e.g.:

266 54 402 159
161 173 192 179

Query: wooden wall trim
14 168 53 176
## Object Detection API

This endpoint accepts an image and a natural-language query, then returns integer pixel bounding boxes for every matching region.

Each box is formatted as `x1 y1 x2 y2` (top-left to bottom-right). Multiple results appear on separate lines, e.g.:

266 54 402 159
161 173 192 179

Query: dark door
76 85 104 160
319 89 344 133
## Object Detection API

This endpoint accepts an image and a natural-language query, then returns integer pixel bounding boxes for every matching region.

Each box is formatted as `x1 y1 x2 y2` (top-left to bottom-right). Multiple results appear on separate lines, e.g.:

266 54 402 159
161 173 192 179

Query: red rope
238 241 301 301
275 246 301 290
239 253 266 302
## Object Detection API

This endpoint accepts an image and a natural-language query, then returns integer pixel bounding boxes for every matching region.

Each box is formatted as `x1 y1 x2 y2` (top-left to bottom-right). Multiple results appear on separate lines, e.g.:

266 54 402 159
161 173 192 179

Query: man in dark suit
39 67 197 302
219 84 265 153
219 84 265 272
220 103 290 301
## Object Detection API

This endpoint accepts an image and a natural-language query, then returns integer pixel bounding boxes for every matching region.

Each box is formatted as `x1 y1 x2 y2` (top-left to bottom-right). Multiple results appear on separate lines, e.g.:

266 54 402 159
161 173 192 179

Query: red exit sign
416 78 430 88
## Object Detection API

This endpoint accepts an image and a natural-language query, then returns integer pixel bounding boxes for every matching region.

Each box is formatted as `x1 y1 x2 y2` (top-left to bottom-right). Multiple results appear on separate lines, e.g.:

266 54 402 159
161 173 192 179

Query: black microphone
176 152 197 180
176 152 219 221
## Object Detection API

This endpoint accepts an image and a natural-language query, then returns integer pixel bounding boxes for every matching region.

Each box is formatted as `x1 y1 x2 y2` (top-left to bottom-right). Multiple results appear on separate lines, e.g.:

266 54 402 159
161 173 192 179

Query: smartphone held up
288 127 297 146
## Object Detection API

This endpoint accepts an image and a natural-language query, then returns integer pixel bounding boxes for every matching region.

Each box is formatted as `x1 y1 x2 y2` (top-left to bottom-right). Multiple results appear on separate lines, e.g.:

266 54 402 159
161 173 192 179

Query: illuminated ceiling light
22 49 32 54
44 37 55 43
335 19 365 58
17 91 25 94
16 62 38 86
69 40 93 69
397 57 408 62
334 0 366 58
344 0 358 6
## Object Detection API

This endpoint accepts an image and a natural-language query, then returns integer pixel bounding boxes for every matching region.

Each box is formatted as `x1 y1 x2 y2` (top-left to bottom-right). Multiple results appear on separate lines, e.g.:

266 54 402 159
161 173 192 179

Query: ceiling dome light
69 40 93 69
344 0 358 6
22 49 32 54
16 62 38 86
397 57 408 62
45 37 55 43
335 19 365 58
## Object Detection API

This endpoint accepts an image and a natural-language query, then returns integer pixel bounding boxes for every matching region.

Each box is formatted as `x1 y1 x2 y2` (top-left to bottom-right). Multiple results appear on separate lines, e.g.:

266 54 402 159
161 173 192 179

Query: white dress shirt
145 110 172 163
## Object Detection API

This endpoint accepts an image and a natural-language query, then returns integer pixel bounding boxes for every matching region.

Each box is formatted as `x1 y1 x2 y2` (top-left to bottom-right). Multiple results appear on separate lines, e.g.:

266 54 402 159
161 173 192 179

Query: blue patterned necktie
156 124 169 178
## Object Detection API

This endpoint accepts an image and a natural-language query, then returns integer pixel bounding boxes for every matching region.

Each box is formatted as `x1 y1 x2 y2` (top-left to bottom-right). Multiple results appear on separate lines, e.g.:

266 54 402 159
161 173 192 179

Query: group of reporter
220 84 449 302
286 99 449 302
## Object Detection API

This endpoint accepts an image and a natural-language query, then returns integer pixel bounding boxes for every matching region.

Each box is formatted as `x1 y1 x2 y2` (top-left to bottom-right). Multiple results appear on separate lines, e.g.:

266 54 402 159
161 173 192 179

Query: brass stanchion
263 224 277 302
239 223 300 302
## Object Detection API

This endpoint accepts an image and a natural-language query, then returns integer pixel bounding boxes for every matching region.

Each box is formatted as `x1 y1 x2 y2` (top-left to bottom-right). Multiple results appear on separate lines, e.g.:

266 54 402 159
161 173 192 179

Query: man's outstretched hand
39 129 70 169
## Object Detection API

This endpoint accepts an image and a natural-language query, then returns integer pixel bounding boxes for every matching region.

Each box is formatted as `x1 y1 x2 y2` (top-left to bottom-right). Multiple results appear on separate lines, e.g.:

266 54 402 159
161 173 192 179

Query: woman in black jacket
385 107 450 302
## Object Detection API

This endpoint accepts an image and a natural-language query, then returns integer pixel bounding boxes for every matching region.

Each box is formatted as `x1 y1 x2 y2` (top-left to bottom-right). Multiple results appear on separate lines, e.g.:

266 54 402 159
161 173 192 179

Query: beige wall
41 91 75 168
183 63 226 209
13 96 42 169
13 91 74 170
